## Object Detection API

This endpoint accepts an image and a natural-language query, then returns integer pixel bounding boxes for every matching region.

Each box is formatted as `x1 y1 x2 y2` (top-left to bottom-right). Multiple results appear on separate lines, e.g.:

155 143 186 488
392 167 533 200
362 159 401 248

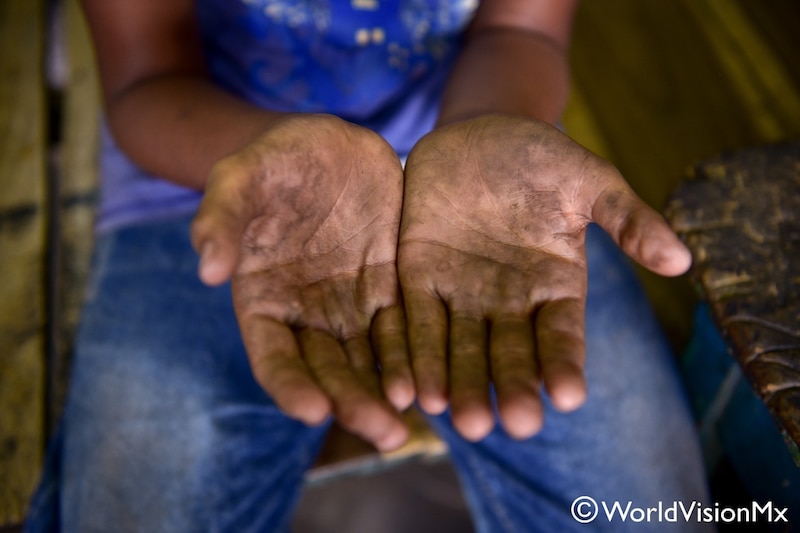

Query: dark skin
399 115 691 440
194 114 411 450
82 0 691 450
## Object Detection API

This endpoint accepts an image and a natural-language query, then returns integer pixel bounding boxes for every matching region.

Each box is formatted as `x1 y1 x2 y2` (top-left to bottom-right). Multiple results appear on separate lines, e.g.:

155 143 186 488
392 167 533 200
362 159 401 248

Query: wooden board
49 0 100 433
667 142 800 458
0 0 47 525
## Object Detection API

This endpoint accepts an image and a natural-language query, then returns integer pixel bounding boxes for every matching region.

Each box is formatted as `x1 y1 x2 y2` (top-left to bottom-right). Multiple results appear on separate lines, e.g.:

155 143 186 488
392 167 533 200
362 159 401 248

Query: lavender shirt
96 0 477 232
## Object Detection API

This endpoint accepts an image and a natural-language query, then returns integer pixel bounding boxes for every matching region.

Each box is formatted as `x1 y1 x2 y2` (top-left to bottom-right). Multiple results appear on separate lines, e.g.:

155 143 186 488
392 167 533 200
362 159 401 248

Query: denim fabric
26 216 710 532
682 305 800 524
428 225 712 532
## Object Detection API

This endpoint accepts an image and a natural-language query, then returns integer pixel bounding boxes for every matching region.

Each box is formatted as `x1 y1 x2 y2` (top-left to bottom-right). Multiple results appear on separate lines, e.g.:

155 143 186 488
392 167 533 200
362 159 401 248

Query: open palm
192 115 412 451
398 114 691 441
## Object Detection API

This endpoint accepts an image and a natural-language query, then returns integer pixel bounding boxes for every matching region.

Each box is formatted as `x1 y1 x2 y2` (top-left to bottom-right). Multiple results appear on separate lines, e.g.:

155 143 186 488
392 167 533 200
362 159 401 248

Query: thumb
592 178 691 277
190 165 254 286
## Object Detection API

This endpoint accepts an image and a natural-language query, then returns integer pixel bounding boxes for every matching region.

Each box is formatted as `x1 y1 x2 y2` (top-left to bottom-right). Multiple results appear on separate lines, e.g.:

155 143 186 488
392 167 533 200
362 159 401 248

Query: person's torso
97 0 477 232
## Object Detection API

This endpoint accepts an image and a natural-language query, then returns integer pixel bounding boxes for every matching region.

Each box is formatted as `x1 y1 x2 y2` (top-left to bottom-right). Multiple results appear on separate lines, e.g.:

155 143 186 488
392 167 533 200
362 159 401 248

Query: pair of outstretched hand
190 113 690 451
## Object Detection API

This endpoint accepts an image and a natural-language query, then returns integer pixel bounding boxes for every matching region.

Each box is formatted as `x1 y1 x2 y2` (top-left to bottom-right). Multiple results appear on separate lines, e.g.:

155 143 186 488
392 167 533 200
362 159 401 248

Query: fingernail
386 380 415 411
419 392 448 416
198 242 216 278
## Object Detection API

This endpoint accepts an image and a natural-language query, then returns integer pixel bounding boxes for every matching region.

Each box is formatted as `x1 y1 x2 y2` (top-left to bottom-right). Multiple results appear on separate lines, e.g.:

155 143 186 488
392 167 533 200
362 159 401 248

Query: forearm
106 75 283 190
437 27 571 127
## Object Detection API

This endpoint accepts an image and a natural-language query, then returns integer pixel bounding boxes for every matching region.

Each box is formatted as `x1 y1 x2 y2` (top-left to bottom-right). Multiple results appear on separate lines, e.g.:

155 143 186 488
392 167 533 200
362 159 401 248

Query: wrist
435 28 570 128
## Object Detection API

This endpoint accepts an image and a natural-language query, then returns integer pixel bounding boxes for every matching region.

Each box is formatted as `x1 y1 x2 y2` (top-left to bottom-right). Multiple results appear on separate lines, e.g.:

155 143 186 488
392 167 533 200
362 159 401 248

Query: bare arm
81 0 282 189
437 0 578 126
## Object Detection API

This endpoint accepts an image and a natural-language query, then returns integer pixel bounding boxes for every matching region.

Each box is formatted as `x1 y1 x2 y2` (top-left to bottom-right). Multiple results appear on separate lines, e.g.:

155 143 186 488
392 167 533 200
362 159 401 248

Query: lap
33 219 708 533
57 216 329 532
427 225 711 532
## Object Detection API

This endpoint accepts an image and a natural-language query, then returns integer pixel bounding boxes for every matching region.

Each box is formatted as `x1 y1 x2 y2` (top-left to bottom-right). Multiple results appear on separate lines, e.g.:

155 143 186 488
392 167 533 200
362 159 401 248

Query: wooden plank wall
563 0 800 346
51 0 99 433
0 0 47 526
0 0 99 524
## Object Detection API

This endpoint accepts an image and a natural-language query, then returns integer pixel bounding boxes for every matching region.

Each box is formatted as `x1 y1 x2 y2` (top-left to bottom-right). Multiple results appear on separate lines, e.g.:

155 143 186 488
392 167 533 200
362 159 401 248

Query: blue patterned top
97 0 478 232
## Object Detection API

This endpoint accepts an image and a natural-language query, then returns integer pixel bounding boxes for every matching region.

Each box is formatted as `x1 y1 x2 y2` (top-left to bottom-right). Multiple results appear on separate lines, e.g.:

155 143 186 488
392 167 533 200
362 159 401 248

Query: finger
402 289 449 415
489 315 543 439
190 162 255 286
240 315 331 425
449 314 493 441
535 298 587 412
592 181 692 277
343 335 382 397
301 329 408 452
371 305 415 411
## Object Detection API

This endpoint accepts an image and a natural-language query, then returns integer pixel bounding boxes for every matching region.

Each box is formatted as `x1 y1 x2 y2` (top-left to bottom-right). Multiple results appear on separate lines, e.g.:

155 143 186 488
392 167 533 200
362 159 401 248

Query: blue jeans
682 305 800 523
26 215 711 532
